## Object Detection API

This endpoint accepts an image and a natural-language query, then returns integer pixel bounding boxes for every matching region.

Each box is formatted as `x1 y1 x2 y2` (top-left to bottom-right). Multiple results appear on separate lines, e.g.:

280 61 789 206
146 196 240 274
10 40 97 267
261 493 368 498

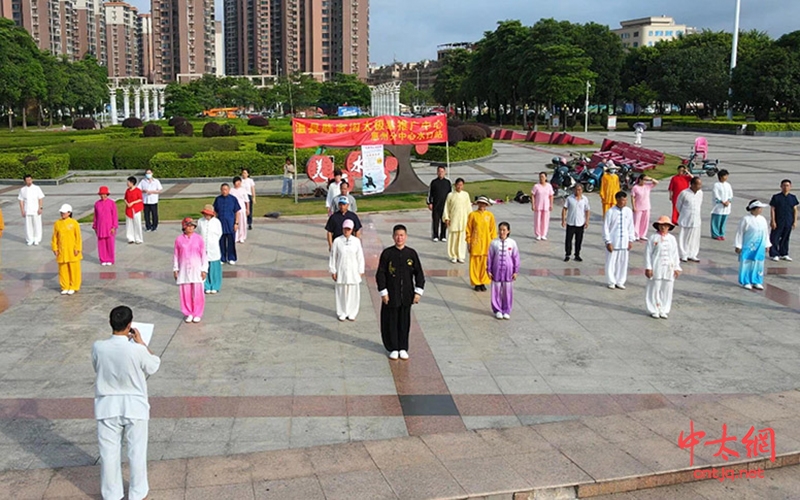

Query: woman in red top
124 176 144 244
668 166 692 225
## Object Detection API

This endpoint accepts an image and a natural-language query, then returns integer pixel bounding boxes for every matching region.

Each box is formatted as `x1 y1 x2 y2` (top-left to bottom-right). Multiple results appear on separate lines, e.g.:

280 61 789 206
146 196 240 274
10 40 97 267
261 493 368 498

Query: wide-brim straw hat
200 204 216 216
182 217 197 228
652 215 675 231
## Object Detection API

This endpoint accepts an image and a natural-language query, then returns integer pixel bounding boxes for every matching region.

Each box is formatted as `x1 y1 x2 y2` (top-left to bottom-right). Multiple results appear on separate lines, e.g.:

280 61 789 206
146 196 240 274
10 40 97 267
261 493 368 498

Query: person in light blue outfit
710 169 733 240
197 204 223 294
735 200 772 291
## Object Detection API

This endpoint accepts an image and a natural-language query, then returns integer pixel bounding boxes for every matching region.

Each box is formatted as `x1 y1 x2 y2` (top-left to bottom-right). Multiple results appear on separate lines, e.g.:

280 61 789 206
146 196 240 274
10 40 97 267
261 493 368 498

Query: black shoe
564 256 570 262
480 285 487 291
474 285 481 291
574 256 583 262
248 225 253 230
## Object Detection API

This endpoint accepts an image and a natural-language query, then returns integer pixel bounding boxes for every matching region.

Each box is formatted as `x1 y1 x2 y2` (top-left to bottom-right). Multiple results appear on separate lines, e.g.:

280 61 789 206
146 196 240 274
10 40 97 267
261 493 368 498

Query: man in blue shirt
213 183 241 264
769 179 799 261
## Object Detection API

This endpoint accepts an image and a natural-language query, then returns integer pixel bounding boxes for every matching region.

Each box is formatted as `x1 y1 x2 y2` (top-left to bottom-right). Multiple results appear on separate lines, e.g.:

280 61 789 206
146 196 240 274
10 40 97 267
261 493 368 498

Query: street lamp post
415 68 420 114
584 81 591 133
727 0 741 120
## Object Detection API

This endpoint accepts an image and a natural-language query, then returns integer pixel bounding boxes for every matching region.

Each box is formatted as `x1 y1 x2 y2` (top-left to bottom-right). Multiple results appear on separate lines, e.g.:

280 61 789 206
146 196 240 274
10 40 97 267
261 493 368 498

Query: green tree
433 48 472 113
319 73 370 111
164 82 203 117
40 53 69 126
575 22 624 109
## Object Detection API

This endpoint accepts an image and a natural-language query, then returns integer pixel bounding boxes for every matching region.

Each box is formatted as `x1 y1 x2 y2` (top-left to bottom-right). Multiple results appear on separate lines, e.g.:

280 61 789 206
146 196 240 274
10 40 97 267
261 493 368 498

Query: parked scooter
550 157 579 198
579 163 605 192
617 163 637 191
683 151 720 177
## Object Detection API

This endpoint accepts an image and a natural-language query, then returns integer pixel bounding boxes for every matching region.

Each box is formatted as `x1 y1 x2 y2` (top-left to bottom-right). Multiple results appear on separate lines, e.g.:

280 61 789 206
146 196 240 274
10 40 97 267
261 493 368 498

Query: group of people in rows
425 165 798 320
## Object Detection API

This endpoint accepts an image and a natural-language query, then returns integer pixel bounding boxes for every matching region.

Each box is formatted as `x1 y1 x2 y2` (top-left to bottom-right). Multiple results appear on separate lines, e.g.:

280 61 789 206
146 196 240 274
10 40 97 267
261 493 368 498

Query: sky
127 0 798 66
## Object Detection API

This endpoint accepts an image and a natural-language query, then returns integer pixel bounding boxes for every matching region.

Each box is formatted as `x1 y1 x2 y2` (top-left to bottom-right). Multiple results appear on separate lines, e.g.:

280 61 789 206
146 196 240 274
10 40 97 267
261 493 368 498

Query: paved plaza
0 131 798 497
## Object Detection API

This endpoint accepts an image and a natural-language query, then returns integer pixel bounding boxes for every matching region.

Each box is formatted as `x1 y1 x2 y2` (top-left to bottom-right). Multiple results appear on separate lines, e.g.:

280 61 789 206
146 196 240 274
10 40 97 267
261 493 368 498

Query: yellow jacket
600 173 621 207
0 208 4 236
52 217 83 263
466 209 497 256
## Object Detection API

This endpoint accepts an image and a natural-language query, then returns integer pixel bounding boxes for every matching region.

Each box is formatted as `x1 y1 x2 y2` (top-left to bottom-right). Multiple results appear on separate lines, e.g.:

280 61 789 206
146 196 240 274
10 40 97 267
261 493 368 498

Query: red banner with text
292 115 448 148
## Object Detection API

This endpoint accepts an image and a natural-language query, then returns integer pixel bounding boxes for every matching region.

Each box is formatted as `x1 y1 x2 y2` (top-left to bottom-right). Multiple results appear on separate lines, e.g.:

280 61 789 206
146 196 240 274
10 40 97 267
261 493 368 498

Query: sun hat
652 215 676 231
59 204 73 213
98 186 110 195
475 195 492 206
182 217 197 228
200 204 215 216
746 200 768 212
342 219 355 229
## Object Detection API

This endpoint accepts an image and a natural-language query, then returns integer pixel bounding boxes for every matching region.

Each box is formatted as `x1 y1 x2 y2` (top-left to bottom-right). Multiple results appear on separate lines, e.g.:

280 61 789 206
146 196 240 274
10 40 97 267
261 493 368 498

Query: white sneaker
432 238 439 242
61 290 69 295
495 311 503 319
659 313 668 319
457 259 465 263
228 260 236 265
770 256 780 262
450 258 458 263
399 350 409 360
607 284 616 289
616 284 626 290
441 237 447 242
192 317 202 323
781 256 793 261
542 236 547 240
502 313 510 320
33 242 40 246
205 290 212 294
338 315 347 321
535 236 542 241
185 315 194 323
210 290 218 294
754 284 764 290
67 290 75 295
651 312 660 319
743 284 753 290
388 350 399 360
27 242 33 246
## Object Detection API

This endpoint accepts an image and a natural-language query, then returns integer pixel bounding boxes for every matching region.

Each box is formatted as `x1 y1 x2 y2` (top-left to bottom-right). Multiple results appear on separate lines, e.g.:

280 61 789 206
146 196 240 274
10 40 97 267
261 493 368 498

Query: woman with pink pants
631 176 660 240
173 218 208 323
531 172 554 240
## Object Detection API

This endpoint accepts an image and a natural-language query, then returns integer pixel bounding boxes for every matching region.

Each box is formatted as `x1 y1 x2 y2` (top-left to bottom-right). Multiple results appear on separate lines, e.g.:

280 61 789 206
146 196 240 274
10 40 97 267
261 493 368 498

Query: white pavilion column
122 88 131 119
152 90 159 119
142 88 150 121
134 88 141 119
109 88 118 125
158 89 165 118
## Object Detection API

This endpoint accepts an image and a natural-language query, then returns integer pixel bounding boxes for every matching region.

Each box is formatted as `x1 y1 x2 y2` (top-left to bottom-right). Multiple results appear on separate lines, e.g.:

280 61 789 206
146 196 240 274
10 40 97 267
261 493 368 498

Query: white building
612 16 696 49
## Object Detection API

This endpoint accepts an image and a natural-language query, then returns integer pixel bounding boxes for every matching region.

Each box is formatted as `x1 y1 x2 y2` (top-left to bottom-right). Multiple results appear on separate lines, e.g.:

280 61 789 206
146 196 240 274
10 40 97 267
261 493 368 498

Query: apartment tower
151 0 216 83
104 1 137 77
137 13 154 82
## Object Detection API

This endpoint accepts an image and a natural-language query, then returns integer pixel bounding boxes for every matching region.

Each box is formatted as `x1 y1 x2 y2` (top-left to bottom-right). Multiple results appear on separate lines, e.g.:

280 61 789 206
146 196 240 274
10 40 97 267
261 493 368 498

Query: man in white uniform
602 191 636 289
677 176 704 262
329 219 365 321
137 169 163 232
92 306 160 500
645 216 682 319
18 174 45 245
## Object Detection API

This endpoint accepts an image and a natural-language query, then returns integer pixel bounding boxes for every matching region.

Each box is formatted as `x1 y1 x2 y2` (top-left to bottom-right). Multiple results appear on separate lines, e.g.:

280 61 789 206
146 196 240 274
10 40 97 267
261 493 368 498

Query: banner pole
293 146 298 204
445 140 451 178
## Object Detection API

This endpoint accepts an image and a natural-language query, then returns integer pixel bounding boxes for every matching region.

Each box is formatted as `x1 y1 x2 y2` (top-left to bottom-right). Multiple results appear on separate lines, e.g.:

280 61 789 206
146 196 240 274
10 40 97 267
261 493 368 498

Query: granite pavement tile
184 483 255 500
253 476 325 500
317 469 397 500
363 436 438 470
442 455 531 496
381 461 466 500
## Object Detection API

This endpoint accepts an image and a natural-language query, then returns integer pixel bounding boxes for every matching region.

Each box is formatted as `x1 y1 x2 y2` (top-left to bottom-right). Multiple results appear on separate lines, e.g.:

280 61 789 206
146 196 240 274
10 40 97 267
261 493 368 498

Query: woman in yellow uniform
600 161 621 216
52 204 82 295
466 196 497 291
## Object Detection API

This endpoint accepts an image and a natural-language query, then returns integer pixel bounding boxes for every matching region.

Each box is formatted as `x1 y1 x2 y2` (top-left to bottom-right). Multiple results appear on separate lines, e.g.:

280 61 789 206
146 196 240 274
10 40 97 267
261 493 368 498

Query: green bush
748 122 800 132
174 121 194 137
415 138 493 163
256 142 294 156
262 131 294 143
0 153 69 179
113 138 239 170
48 140 119 170
149 151 287 177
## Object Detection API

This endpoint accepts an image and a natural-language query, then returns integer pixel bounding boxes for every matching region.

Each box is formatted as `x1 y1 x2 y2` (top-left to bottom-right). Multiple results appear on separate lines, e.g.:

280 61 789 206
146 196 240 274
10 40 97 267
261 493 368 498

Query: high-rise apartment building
151 0 216 83
104 1 137 77
9 0 106 62
137 13 154 82
214 20 223 75
224 0 368 81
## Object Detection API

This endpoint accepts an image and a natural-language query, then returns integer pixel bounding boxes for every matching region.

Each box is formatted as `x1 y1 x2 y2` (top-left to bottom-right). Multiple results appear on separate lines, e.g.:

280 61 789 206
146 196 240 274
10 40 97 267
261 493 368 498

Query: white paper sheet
131 322 154 346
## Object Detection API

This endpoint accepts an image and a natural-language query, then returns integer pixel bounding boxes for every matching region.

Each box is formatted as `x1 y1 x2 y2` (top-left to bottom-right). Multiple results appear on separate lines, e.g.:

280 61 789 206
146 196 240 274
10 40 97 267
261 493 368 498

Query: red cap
98 186 110 195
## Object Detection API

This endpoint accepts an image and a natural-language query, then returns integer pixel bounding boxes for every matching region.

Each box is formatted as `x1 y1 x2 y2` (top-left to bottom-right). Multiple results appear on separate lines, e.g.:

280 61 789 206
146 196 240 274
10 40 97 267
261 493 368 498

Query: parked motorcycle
579 164 605 192
617 163 637 191
550 158 580 198
684 151 720 177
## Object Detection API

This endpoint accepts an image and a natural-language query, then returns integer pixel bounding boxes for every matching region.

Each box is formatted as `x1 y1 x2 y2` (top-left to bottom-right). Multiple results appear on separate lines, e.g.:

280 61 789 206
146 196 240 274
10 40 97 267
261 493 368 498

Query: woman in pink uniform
173 217 208 323
93 186 118 265
531 172 554 240
631 175 660 240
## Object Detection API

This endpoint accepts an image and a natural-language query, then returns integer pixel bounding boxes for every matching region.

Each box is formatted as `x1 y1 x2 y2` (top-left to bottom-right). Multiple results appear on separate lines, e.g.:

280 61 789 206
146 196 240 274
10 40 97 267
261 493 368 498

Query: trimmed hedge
174 121 194 137
220 123 238 136
203 122 222 138
122 118 144 128
748 122 800 132
149 151 287 177
248 116 269 127
143 124 164 137
458 125 487 142
168 116 188 126
0 153 69 179
415 138 493 163
256 142 294 156
262 131 294 144
446 126 463 146
73 118 96 130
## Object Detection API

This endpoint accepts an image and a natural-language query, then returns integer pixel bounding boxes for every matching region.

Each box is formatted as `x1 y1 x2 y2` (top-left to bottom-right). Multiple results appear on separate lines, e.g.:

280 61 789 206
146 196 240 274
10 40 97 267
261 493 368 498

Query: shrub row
415 138 494 163
256 142 294 156
149 151 288 177
47 137 240 170
747 122 800 132
0 153 70 179
202 122 238 137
